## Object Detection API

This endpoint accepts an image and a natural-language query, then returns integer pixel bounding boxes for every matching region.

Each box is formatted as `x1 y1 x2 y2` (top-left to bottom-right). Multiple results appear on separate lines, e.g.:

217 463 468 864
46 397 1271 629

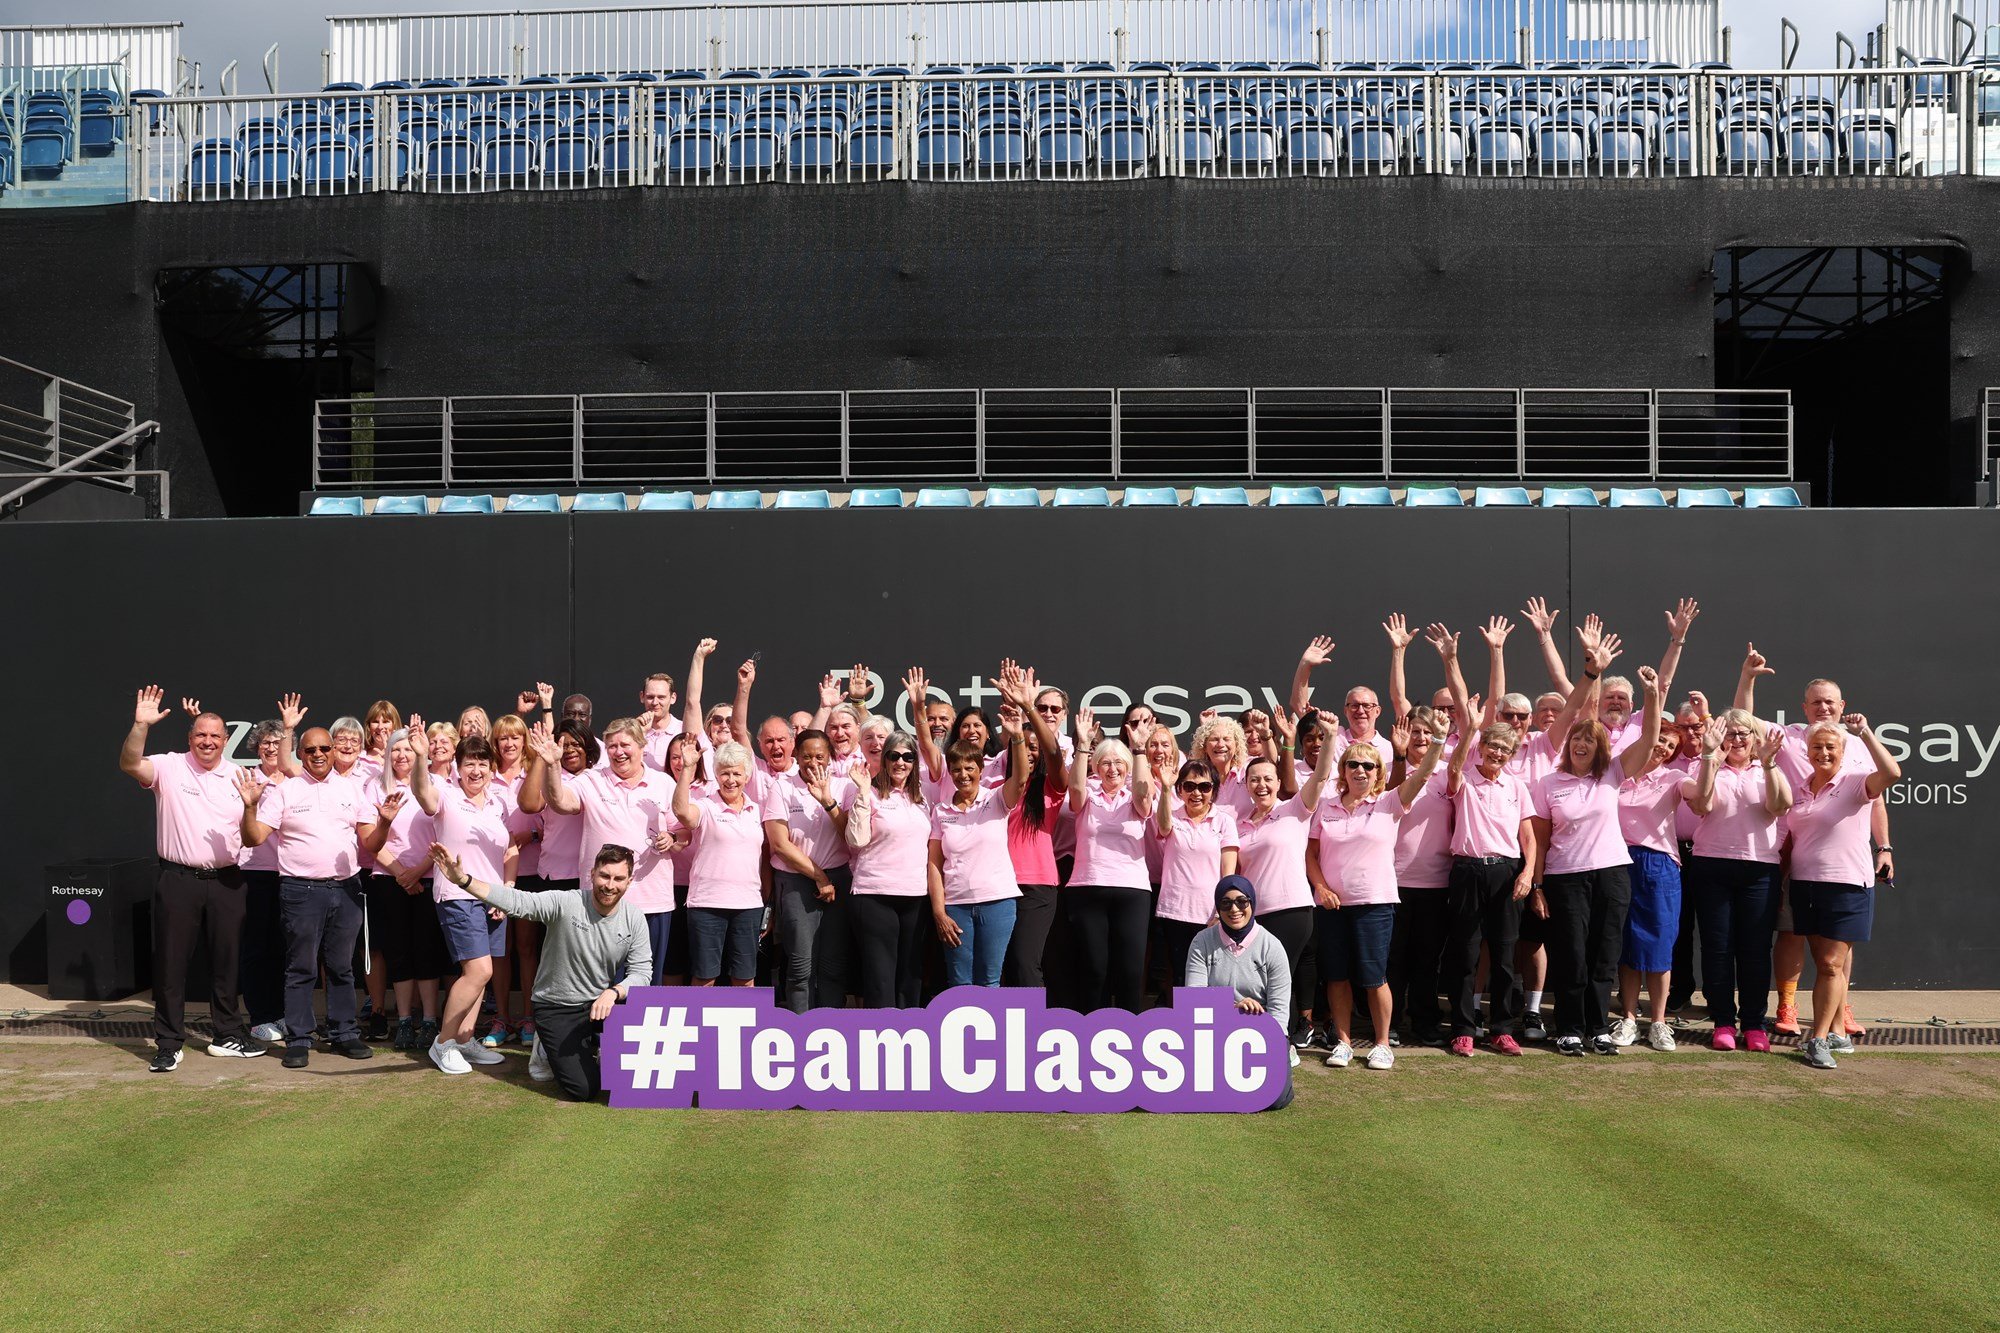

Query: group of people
121 595 1898 1102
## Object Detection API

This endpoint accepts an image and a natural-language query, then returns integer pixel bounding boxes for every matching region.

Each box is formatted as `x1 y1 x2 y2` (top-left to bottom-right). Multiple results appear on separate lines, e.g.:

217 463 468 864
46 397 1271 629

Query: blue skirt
1619 846 1681 973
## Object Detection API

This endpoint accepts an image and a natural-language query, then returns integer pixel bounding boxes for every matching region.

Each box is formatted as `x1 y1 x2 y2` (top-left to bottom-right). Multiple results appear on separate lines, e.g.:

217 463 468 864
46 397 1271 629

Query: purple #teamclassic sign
603 985 1291 1113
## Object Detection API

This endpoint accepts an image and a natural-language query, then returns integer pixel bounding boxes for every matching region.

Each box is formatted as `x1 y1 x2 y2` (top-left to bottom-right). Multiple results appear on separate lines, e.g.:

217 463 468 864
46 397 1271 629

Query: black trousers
1386 885 1452 1040
1259 905 1314 1024
1067 884 1151 1013
281 876 365 1047
1543 866 1634 1040
238 868 286 1029
371 874 449 984
1006 883 1060 989
849 892 925 1008
1445 857 1524 1038
534 1001 604 1101
152 862 248 1051
1666 838 1701 1007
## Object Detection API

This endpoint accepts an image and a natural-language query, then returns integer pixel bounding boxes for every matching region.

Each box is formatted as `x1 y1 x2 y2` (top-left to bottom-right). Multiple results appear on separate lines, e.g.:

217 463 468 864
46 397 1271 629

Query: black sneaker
415 1018 440 1053
148 1047 183 1073
206 1037 266 1059
281 1046 310 1069
392 1017 415 1051
334 1039 374 1060
1590 1034 1620 1056
1523 1011 1548 1042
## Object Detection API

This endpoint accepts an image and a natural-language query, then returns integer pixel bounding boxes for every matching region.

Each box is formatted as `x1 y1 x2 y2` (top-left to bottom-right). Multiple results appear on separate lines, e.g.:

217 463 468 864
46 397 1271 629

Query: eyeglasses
1348 703 1381 713
886 751 917 763
301 745 332 755
1500 711 1531 722
1343 760 1378 772
1179 781 1214 793
1219 896 1252 911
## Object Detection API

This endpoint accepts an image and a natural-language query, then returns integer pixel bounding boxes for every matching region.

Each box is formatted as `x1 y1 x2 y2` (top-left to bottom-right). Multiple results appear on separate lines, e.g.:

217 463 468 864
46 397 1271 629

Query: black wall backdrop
2 507 1990 986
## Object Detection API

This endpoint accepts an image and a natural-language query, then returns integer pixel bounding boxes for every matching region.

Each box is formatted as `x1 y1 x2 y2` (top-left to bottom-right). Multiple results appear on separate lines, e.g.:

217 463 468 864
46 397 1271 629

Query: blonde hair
1341 741 1390 797
1804 720 1847 748
425 721 460 749
601 716 646 747
1191 716 1246 773
1718 708 1763 741
489 713 527 742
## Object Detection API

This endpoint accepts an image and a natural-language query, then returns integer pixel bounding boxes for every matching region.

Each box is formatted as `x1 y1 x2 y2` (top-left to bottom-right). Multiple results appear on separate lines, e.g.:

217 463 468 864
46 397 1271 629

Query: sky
1 1 1908 93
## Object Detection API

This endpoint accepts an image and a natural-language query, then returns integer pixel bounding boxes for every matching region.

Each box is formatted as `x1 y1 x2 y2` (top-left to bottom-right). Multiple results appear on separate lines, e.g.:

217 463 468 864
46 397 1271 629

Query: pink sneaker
1744 1029 1771 1053
1450 1036 1476 1058
1711 1024 1737 1052
1490 1034 1523 1057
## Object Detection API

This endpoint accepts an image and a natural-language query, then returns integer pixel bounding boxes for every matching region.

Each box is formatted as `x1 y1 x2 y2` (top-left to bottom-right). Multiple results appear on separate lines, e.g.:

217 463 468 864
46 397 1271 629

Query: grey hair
247 719 286 747
860 714 894 742
1499 693 1532 714
714 741 752 771
329 715 364 739
1600 675 1634 698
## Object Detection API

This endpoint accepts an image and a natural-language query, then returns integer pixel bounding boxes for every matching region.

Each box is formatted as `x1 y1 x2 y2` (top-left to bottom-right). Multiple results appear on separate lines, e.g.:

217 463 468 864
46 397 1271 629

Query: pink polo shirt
1617 765 1685 860
847 787 930 896
1449 767 1529 859
1508 731 1559 786
537 770 584 882
1154 807 1239 924
1069 786 1152 891
255 769 372 880
931 788 1022 906
429 782 519 903
685 790 769 910
570 766 677 913
1314 789 1406 905
1234 796 1315 914
751 766 807 871
147 750 248 870
1684 762 1785 863
1532 766 1632 875
236 767 287 872
491 769 539 876
1006 779 1066 887
374 778 431 875
641 719 685 771
1213 768 1256 822
770 777 853 872
1786 772 1876 886
1394 770 1456 890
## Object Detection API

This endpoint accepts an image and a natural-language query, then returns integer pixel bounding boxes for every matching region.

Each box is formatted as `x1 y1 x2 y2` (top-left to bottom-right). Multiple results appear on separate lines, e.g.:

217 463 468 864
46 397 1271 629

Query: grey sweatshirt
485 884 652 1007
1183 923 1292 1029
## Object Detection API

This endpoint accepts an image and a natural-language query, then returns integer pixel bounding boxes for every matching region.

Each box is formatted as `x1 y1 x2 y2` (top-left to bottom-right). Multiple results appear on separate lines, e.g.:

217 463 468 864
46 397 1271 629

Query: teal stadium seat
372 495 428 515
504 493 562 513
1743 486 1802 508
1676 487 1737 508
1191 485 1250 506
776 489 832 508
1266 485 1326 506
916 487 973 507
1540 486 1600 507
983 486 1041 507
1403 485 1463 507
638 491 696 511
1053 486 1111 506
1121 486 1180 506
1474 486 1533 507
707 490 763 510
309 495 364 516
1609 487 1667 507
1337 485 1394 506
572 492 631 512
847 488 905 508
439 494 496 514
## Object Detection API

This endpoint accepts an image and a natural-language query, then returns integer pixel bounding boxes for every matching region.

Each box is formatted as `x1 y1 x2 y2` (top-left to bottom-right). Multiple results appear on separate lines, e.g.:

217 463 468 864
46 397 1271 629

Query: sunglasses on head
1219 895 1252 911
1344 759 1378 772
301 744 332 754
1179 780 1214 793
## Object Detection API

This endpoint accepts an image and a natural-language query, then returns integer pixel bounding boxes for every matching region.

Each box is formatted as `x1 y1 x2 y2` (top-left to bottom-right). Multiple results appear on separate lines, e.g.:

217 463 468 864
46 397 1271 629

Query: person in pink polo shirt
1682 708 1793 1052
1385 705 1457 1049
995 663 1073 993
1067 708 1159 1013
1612 714 1691 1053
1529 651 1663 1058
1232 708 1333 1041
366 729 447 1054
763 728 856 1013
929 722 1030 987
236 709 304 1045
844 729 932 1006
1307 713 1447 1071
638 670 682 770
1441 711 1540 1059
238 725 402 1071
121 686 265 1071
1151 757 1241 998
1786 716 1900 1070
1190 715 1252 821
673 740 772 986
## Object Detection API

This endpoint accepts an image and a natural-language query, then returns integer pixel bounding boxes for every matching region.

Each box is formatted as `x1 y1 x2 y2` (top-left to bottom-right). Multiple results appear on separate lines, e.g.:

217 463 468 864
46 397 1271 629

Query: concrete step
1 142 130 208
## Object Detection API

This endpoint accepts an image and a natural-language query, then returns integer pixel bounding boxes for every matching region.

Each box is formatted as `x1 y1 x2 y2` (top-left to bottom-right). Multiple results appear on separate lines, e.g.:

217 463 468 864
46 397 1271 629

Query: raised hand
278 693 307 730
995 660 1032 708
406 714 426 748
1481 615 1514 649
1074 707 1096 743
1686 690 1710 721
527 718 560 765
234 769 263 807
817 672 842 708
376 791 406 824
181 696 202 718
1389 715 1412 757
1702 717 1726 754
997 705 1023 740
1301 634 1335 666
694 637 718 660
1666 597 1700 641
804 769 832 805
847 665 873 701
1270 703 1297 746
1424 622 1458 659
1575 615 1602 655
738 658 757 688
1584 632 1624 675
537 681 555 711
517 688 540 715
1755 728 1785 765
1129 718 1156 749
1381 614 1414 651
1637 664 1660 695
1198 707 1219 727
1522 596 1559 636
902 666 929 705
1842 712 1870 736
1742 642 1774 678
134 685 171 726
1316 711 1343 746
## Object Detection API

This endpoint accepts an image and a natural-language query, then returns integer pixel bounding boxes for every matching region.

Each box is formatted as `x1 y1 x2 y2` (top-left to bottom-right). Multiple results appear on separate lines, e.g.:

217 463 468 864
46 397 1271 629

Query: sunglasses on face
1180 781 1214 793
1035 705 1065 715
1500 711 1530 722
301 745 332 755
1344 760 1378 772
1219 896 1252 911
886 752 917 763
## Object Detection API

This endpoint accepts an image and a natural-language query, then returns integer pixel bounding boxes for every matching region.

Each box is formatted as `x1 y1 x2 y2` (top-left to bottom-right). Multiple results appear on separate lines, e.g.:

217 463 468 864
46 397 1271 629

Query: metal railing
1983 385 1998 479
0 354 162 514
311 386 1792 491
325 1 1725 86
0 22 181 96
125 63 1988 201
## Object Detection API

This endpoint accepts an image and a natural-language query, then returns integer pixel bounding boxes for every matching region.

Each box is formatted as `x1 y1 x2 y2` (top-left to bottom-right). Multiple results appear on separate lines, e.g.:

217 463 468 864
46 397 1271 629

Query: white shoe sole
206 1043 264 1058
428 1042 471 1075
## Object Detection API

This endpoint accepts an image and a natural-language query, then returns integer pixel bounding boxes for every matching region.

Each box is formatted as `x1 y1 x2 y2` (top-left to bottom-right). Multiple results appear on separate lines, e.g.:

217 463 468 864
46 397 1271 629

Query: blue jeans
279 875 365 1047
944 899 1018 987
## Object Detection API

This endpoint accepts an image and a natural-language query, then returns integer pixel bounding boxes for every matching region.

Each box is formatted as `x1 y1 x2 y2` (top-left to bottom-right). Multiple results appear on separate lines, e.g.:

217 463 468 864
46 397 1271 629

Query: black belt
1453 854 1520 866
160 859 231 879
280 874 349 887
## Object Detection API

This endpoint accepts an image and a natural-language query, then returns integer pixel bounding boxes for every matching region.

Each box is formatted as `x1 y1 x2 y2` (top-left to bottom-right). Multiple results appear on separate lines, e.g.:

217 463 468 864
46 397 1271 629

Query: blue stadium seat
1266 485 1326 506
504 493 561 513
1336 485 1394 506
1675 487 1737 508
707 489 762 510
775 488 831 508
571 491 631 512
1121 486 1180 506
372 495 428 515
983 486 1041 507
542 136 593 184
1191 485 1249 506
1540 486 1600 507
1403 485 1463 507
1473 486 1533 507
1053 486 1111 507
916 487 973 507
1609 486 1668 507
308 495 364 516
438 494 496 514
1743 485 1802 508
788 130 842 175
302 143 356 191
188 139 241 193
847 487 905 508
246 145 299 192
484 135 537 187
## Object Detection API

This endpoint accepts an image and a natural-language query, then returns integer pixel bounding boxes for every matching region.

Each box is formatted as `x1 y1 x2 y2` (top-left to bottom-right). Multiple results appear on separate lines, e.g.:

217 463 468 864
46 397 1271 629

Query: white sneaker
456 1038 505 1066
1287 1045 1300 1069
250 1022 286 1043
428 1039 471 1075
1647 1021 1677 1052
1610 1016 1639 1046
1365 1044 1395 1071
1323 1041 1353 1068
528 1035 555 1082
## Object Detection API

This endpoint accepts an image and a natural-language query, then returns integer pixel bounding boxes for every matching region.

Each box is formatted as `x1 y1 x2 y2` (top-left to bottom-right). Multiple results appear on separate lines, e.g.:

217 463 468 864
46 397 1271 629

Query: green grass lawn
4 1041 1997 1331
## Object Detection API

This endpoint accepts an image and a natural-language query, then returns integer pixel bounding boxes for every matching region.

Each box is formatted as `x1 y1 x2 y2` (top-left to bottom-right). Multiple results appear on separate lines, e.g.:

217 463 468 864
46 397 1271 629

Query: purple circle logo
65 899 91 926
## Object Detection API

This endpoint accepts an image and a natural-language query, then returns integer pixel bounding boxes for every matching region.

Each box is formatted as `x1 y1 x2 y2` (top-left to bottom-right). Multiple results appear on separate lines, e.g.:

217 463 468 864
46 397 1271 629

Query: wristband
1875 845 1894 854
1279 742 1294 753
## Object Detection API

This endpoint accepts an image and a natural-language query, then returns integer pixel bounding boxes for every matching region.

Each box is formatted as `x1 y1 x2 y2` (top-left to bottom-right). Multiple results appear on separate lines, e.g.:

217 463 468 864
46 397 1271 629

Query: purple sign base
604 985 1291 1113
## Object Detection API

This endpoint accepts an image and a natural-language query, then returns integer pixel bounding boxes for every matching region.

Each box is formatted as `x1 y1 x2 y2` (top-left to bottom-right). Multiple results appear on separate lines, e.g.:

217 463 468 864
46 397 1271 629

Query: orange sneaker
1841 1003 1865 1037
1774 1003 1801 1035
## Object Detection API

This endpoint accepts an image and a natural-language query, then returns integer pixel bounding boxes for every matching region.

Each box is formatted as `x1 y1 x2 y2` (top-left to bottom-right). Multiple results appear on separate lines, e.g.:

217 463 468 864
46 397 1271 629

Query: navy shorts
689 905 761 981
1790 880 1874 943
436 897 506 963
1314 902 1396 988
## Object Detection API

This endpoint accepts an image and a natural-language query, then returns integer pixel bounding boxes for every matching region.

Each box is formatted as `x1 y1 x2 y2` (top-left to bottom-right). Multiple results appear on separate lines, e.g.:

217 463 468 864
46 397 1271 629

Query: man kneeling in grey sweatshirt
431 841 652 1101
